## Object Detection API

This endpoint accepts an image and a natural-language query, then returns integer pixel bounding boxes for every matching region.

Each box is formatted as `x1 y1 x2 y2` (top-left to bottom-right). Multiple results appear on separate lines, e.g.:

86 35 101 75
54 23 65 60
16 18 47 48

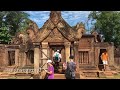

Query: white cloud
25 11 91 29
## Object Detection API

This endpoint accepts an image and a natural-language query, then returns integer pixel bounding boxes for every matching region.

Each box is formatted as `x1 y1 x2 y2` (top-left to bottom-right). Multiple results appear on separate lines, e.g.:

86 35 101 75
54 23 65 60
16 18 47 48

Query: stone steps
98 71 115 78
54 74 66 79
54 72 80 79
81 70 99 77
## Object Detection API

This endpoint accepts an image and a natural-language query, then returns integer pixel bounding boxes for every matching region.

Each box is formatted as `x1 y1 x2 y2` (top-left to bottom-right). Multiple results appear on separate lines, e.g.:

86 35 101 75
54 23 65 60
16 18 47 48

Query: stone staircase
54 72 80 79
98 71 117 78
81 70 99 77
79 65 99 78
54 74 66 79
104 71 114 78
97 65 119 78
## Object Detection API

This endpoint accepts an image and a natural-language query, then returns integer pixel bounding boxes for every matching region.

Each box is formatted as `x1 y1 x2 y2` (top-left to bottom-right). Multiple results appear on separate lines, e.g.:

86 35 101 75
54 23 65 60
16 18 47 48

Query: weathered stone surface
34 43 40 75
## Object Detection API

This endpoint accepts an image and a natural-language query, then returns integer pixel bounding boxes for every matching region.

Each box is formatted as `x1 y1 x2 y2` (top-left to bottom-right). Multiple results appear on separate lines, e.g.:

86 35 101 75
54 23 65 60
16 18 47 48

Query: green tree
88 11 120 47
5 11 30 36
0 23 11 43
0 11 30 44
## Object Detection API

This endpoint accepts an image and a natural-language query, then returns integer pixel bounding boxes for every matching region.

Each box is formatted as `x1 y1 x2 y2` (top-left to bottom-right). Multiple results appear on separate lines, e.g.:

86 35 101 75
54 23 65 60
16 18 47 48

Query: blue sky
25 11 93 33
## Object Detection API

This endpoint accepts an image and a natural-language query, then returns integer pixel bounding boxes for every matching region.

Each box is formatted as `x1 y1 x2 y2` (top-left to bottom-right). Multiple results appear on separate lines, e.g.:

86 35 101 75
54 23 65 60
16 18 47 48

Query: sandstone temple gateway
0 11 115 78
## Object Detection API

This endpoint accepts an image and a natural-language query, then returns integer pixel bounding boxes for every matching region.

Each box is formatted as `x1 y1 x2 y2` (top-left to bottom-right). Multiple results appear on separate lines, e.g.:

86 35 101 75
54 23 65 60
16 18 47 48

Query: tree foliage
0 11 30 44
88 11 120 47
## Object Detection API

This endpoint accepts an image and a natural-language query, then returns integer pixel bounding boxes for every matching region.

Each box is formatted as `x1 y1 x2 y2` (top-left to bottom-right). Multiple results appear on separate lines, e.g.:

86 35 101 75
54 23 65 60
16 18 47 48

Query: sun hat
47 60 52 63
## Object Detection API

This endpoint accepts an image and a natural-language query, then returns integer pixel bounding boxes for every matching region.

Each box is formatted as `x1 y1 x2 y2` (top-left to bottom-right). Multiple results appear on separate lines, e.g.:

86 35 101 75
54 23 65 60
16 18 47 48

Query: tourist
101 50 109 71
53 50 62 72
44 60 54 79
65 56 76 79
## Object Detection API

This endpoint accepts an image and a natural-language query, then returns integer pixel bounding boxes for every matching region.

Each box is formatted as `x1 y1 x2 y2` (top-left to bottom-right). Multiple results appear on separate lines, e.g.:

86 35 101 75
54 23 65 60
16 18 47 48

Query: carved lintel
42 42 49 48
33 42 40 48
5 45 20 49
64 42 71 48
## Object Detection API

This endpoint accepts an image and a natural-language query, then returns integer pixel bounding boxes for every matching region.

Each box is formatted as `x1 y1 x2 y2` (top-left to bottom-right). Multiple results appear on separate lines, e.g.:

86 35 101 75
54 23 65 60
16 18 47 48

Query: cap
47 60 52 63
57 50 59 52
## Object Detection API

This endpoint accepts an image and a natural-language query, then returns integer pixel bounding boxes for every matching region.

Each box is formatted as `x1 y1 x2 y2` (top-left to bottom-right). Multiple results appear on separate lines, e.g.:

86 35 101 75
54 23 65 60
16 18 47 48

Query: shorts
102 60 108 65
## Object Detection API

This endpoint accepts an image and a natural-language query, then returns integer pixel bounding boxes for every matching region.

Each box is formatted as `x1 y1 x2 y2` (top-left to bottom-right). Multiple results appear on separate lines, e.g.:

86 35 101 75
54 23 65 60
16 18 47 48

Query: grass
99 73 120 79
109 74 120 79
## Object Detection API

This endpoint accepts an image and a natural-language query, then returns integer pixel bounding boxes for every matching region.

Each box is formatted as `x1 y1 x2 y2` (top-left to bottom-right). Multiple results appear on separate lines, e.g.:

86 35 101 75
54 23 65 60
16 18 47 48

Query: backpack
65 67 72 79
64 62 71 79
54 53 59 61
69 62 76 72
72 62 76 70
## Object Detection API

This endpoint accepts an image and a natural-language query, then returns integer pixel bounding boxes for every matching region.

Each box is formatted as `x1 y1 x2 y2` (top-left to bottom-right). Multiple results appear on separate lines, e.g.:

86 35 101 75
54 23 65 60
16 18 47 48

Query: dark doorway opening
8 51 15 66
98 49 106 70
49 45 65 62
26 50 34 65
49 45 65 74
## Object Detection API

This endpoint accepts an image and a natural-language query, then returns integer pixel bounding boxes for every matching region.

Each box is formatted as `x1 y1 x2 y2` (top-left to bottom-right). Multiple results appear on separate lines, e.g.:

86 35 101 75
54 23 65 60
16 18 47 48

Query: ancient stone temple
0 11 116 78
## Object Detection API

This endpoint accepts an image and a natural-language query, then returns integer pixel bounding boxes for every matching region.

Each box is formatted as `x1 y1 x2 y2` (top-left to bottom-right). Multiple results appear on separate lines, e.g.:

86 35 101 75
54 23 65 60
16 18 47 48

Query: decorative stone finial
50 11 61 25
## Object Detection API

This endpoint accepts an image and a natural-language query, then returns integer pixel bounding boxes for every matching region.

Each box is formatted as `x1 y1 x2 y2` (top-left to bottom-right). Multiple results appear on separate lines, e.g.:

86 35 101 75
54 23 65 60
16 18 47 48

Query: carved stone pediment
57 22 64 28
38 11 76 42
43 28 68 42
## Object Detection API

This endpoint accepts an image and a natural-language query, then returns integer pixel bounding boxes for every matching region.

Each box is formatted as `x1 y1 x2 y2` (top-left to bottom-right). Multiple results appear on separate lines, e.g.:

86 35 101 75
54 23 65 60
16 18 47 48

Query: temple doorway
98 49 107 70
49 44 65 73
49 45 65 62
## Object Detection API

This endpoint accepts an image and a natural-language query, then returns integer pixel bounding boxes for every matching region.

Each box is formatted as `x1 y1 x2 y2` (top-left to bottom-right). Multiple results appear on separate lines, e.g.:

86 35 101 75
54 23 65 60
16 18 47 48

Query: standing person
44 60 54 79
53 50 62 72
65 56 76 79
101 50 109 71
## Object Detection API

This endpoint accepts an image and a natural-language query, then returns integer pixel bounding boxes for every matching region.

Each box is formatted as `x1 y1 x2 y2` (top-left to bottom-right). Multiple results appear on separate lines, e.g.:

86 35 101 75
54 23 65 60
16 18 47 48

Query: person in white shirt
53 50 62 73
53 50 62 62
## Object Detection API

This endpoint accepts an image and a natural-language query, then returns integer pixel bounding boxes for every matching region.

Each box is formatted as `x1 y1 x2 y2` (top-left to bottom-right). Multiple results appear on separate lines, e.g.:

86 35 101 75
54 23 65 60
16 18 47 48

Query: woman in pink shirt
45 60 54 79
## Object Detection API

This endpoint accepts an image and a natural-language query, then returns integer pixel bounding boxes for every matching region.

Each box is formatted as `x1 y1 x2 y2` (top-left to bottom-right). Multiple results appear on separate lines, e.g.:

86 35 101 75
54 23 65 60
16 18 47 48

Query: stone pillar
74 41 79 72
15 46 20 66
22 52 27 67
41 42 49 69
71 43 74 56
4 45 9 66
18 52 24 67
108 43 114 66
33 42 40 75
39 45 42 66
64 42 71 62
90 44 95 66
94 47 99 69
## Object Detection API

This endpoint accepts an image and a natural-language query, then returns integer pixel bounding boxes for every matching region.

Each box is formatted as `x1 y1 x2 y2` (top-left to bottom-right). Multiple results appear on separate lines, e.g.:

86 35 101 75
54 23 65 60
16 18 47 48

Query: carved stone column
33 42 40 75
23 52 27 67
64 42 71 62
71 43 74 56
108 43 114 67
4 45 9 66
90 44 95 66
15 45 20 66
41 42 49 69
74 41 79 72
